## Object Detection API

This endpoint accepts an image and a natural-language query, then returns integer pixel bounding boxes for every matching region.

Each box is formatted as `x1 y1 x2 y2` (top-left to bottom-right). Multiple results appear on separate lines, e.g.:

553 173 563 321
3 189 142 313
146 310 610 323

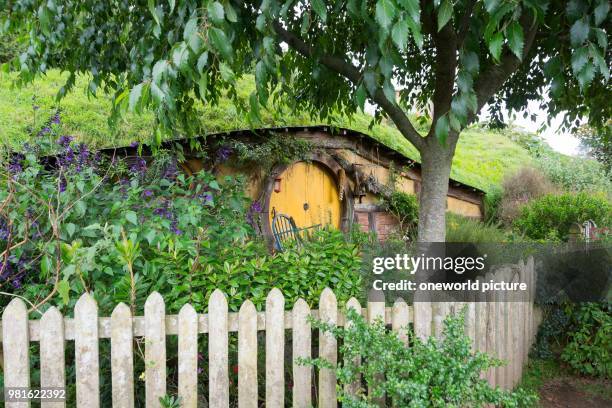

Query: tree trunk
417 140 455 242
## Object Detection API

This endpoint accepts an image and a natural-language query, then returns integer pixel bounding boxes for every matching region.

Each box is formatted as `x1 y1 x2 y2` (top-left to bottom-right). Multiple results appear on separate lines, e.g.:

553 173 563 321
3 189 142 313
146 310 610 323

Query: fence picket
40 306 65 408
319 288 337 408
2 299 30 408
111 303 134 408
178 303 198 408
368 290 385 406
292 299 311 408
238 300 258 408
413 300 432 340
75 293 99 408
485 272 497 387
465 301 476 352
511 272 522 388
392 298 410 345
266 289 285 408
145 292 166 407
209 289 229 408
343 297 362 398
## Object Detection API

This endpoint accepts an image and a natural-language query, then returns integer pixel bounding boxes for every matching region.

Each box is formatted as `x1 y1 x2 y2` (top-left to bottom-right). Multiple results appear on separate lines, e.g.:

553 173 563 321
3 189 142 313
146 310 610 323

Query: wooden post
178 303 198 408
145 292 166 408
75 293 99 408
110 303 134 408
209 289 229 408
292 299 311 408
344 297 362 398
266 289 285 408
319 288 337 408
2 298 30 408
40 306 65 408
238 300 258 408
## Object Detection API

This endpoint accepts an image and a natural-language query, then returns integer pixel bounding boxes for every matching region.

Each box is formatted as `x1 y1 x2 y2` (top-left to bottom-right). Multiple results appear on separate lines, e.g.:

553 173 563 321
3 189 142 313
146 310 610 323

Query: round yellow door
269 161 341 230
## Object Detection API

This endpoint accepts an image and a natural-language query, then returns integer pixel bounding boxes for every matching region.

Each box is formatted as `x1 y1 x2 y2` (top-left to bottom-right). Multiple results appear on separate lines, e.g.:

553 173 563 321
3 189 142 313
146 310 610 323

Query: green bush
446 213 509 243
302 308 536 407
513 193 612 241
537 152 612 195
561 303 612 378
0 119 363 315
381 191 418 238
484 184 503 223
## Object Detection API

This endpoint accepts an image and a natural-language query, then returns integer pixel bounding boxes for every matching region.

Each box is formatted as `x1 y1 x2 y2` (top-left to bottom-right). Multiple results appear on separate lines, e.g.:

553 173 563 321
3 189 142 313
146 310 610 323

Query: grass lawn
1 70 536 192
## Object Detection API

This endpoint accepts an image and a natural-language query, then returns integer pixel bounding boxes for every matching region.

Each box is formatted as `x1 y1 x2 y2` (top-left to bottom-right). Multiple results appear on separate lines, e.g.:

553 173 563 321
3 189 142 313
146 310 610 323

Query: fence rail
2 259 540 407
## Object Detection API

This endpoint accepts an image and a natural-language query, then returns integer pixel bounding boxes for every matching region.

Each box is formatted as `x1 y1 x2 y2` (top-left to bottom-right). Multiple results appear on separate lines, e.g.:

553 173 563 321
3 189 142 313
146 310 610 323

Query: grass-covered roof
0 70 536 192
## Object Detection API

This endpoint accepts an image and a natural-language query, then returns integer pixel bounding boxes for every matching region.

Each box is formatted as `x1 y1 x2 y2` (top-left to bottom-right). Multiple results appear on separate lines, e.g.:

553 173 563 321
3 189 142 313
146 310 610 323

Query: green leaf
225 3 238 22
126 210 138 225
392 20 409 50
219 62 235 82
506 21 524 59
209 180 221 190
577 64 595 88
198 74 208 99
209 27 233 61
456 71 473 93
594 2 609 26
58 280 71 305
570 18 590 46
406 18 423 49
435 114 449 145
151 82 166 105
38 5 51 36
207 1 225 25
398 0 420 23
65 223 76 238
311 0 327 22
168 0 176 13
197 52 209 73
249 92 262 122
571 47 589 74
152 60 168 84
375 0 396 30
41 255 52 278
437 0 453 32
355 83 367 111
487 32 503 62
172 43 190 72
383 80 396 104
148 0 160 26
129 83 144 112
183 18 198 41
363 71 378 95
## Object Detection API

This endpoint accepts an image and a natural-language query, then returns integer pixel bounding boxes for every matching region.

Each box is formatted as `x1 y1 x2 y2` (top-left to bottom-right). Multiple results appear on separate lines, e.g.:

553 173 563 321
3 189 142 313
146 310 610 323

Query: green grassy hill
0 70 536 192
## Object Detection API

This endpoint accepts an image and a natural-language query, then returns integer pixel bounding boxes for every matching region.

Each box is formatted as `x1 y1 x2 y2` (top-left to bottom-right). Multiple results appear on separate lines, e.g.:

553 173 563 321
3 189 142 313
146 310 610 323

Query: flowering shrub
1 118 364 316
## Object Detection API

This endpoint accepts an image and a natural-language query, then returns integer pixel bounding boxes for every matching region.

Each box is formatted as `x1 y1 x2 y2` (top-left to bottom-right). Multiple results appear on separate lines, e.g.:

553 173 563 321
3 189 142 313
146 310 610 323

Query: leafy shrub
381 191 418 237
446 213 508 243
0 117 363 315
302 308 536 407
537 152 612 195
561 303 611 378
484 184 503 223
513 193 612 241
499 167 555 225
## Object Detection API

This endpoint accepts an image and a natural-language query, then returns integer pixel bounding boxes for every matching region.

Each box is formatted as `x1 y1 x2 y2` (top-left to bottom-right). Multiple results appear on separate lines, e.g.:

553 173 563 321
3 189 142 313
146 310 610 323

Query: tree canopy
1 0 610 241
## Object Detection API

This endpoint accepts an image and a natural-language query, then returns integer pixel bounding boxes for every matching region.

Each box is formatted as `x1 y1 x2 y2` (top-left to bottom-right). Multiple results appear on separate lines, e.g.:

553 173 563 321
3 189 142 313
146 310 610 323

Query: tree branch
272 22 425 151
473 16 539 113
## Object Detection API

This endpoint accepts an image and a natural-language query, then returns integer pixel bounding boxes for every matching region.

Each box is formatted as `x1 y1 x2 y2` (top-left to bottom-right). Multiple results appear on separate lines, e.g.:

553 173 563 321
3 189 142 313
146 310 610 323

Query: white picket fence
1 259 541 407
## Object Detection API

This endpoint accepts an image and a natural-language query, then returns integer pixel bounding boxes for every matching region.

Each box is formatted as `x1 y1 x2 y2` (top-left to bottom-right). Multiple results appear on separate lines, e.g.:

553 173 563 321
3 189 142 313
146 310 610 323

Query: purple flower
130 141 139 148
51 112 61 124
57 135 73 148
170 220 182 235
143 189 154 198
246 200 263 226
216 146 232 162
8 153 24 175
203 193 213 203
0 219 9 241
32 105 40 111
75 143 90 171
59 177 67 193
40 126 51 135
130 157 147 175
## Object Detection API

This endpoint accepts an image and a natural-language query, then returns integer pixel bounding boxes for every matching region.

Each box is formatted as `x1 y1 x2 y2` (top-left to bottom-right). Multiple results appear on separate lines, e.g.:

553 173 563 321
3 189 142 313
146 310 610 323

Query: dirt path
539 377 612 408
